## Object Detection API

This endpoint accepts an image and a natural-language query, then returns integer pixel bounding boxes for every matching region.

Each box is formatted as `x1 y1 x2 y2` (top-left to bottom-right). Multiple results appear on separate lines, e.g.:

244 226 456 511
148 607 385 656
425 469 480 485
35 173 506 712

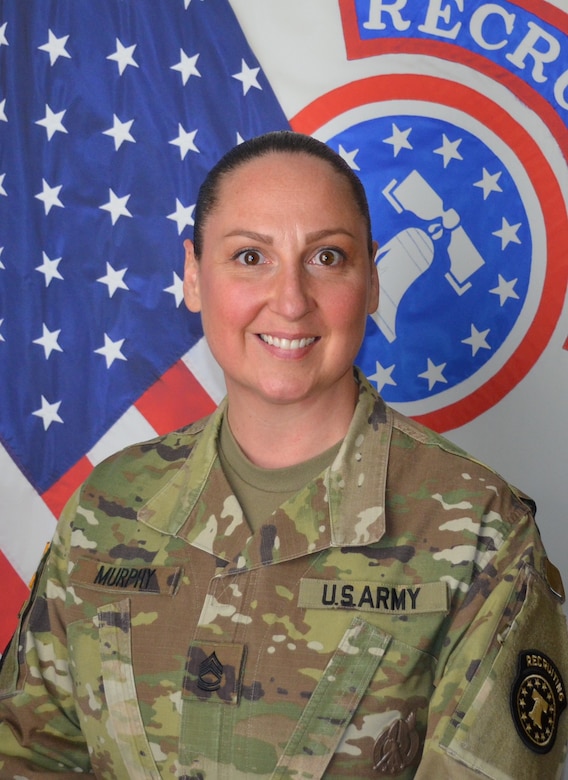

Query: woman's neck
225 379 358 469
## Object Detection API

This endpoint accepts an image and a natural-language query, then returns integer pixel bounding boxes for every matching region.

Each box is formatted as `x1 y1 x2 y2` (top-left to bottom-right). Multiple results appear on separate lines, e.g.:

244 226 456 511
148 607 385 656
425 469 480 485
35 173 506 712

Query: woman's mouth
259 334 317 350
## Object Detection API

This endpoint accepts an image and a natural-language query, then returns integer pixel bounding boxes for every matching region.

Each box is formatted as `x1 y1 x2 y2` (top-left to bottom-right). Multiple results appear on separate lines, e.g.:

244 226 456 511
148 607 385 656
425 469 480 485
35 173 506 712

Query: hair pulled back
192 130 374 258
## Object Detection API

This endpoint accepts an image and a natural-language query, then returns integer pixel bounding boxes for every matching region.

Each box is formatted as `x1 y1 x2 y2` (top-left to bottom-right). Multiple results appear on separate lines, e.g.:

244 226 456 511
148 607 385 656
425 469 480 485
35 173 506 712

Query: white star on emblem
338 145 360 170
164 272 184 307
368 361 397 393
107 39 139 75
103 115 135 151
418 358 448 391
0 173 6 196
38 30 71 65
433 134 463 168
33 324 63 359
492 217 522 250
97 262 129 298
167 199 195 234
490 274 520 306
94 333 127 368
0 98 6 122
32 396 63 430
232 59 261 95
35 252 63 287
462 324 491 357
100 189 132 225
35 179 64 214
171 50 201 85
169 125 199 160
35 104 68 140
383 123 413 157
0 21 7 46
474 168 503 200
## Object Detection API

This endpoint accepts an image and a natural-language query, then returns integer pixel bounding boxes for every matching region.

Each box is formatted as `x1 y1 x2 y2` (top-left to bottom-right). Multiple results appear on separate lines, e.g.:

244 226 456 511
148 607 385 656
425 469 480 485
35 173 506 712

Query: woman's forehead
215 151 353 205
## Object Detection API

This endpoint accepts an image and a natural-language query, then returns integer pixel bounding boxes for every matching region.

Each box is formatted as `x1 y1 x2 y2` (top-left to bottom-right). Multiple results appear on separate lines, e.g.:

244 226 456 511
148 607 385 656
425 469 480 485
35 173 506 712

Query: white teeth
260 334 316 350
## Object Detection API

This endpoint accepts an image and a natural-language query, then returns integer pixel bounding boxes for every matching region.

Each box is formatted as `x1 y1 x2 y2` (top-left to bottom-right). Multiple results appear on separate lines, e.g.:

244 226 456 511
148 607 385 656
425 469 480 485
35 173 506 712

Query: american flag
0 0 289 650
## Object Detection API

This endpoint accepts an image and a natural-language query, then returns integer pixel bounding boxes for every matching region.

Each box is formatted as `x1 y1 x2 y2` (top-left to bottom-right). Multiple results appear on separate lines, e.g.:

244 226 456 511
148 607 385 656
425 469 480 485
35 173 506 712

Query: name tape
71 557 182 596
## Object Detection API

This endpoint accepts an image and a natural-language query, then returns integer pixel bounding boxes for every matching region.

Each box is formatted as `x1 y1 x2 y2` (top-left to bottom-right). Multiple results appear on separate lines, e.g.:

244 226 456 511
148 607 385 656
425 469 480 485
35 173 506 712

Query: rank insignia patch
510 650 566 753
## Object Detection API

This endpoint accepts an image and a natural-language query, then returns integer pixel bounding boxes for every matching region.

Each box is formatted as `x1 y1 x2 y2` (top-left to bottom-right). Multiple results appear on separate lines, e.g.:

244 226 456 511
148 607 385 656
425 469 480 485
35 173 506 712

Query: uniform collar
138 369 391 569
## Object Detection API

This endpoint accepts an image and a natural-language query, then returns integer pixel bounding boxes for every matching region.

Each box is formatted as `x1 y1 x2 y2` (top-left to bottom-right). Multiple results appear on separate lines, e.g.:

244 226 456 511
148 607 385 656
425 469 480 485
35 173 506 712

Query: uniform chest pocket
68 599 161 779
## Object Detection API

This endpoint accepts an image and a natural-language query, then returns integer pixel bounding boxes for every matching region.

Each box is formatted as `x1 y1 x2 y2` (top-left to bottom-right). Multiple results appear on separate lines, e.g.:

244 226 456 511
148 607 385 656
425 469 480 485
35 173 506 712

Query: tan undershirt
218 416 342 532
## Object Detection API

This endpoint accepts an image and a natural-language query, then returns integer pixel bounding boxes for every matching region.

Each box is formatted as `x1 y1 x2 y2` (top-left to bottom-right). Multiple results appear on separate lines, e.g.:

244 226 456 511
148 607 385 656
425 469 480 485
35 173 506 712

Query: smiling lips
259 334 317 350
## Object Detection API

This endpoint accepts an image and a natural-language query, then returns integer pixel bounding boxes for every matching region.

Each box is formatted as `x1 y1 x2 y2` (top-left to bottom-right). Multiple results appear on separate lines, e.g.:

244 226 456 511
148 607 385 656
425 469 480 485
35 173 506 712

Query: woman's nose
269 263 315 320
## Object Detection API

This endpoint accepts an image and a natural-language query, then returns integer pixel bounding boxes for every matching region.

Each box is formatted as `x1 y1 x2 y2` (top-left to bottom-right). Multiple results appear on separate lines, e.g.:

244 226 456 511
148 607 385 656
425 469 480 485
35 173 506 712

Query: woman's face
183 151 379 412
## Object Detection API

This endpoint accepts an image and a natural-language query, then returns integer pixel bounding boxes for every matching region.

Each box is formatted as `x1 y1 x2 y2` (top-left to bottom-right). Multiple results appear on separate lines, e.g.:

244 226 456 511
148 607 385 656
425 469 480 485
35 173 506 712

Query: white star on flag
38 30 71 65
369 361 397 393
0 21 7 46
490 274 520 305
96 262 129 298
32 395 63 430
0 319 4 342
384 123 413 156
35 179 64 215
164 272 184 307
167 199 195 234
0 98 7 122
474 168 503 200
419 358 448 391
169 125 199 159
493 217 522 250
171 50 201 85
94 334 127 368
107 39 139 75
462 324 491 356
35 104 68 140
100 189 132 224
35 253 63 287
338 145 360 170
103 115 135 151
434 134 463 167
232 59 261 95
33 324 63 359
0 173 6 196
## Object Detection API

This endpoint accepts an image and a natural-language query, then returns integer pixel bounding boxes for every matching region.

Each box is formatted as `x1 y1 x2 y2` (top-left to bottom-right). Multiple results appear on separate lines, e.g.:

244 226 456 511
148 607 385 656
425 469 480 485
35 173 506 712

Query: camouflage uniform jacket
1 372 567 779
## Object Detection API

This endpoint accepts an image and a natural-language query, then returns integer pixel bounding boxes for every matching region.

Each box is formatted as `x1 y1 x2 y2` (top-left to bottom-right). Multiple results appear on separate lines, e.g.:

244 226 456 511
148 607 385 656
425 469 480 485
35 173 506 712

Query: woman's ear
183 238 202 313
368 240 380 315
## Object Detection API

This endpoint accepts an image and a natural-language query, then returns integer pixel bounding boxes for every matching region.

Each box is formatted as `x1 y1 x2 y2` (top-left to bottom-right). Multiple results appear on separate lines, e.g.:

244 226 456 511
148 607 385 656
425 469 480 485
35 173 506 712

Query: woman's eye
235 249 264 266
314 248 343 266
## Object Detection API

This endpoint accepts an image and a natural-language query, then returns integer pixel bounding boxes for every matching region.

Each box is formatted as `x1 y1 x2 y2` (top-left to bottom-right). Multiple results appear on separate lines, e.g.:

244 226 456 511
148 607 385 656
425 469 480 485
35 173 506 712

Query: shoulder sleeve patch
510 650 566 754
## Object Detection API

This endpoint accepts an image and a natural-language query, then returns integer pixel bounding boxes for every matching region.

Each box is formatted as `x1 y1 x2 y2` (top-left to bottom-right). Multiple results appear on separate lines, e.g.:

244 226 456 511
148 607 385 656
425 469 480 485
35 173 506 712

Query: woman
1 131 567 779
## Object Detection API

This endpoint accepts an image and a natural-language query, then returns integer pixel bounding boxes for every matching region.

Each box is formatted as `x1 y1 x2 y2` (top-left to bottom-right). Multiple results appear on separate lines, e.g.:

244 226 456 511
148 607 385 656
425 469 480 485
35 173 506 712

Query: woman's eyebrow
305 228 357 242
224 229 273 243
223 228 356 243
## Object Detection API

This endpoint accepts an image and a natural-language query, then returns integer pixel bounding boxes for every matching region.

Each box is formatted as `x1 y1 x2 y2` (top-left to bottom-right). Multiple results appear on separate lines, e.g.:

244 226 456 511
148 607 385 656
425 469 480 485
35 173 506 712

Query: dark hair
192 130 374 257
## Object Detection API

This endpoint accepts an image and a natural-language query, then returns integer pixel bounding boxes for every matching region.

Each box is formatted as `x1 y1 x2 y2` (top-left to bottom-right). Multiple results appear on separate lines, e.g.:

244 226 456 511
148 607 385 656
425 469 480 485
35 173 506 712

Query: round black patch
510 650 566 753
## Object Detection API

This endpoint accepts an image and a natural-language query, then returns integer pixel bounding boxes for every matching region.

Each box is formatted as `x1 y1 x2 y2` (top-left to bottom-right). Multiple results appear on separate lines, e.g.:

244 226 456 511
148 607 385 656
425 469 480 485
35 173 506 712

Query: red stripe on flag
41 455 94 520
0 550 30 653
564 336 568 350
134 360 216 435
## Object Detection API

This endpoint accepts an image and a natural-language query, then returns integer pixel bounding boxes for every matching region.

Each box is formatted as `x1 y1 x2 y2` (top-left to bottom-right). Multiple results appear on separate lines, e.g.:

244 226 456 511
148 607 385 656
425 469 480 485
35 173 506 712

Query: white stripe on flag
181 337 226 405
87 404 159 468
0 443 56 583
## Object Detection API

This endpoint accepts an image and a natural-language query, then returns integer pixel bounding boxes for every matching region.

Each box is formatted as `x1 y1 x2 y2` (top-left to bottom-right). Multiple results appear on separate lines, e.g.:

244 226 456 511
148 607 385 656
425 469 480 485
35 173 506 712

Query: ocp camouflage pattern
1 371 567 779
